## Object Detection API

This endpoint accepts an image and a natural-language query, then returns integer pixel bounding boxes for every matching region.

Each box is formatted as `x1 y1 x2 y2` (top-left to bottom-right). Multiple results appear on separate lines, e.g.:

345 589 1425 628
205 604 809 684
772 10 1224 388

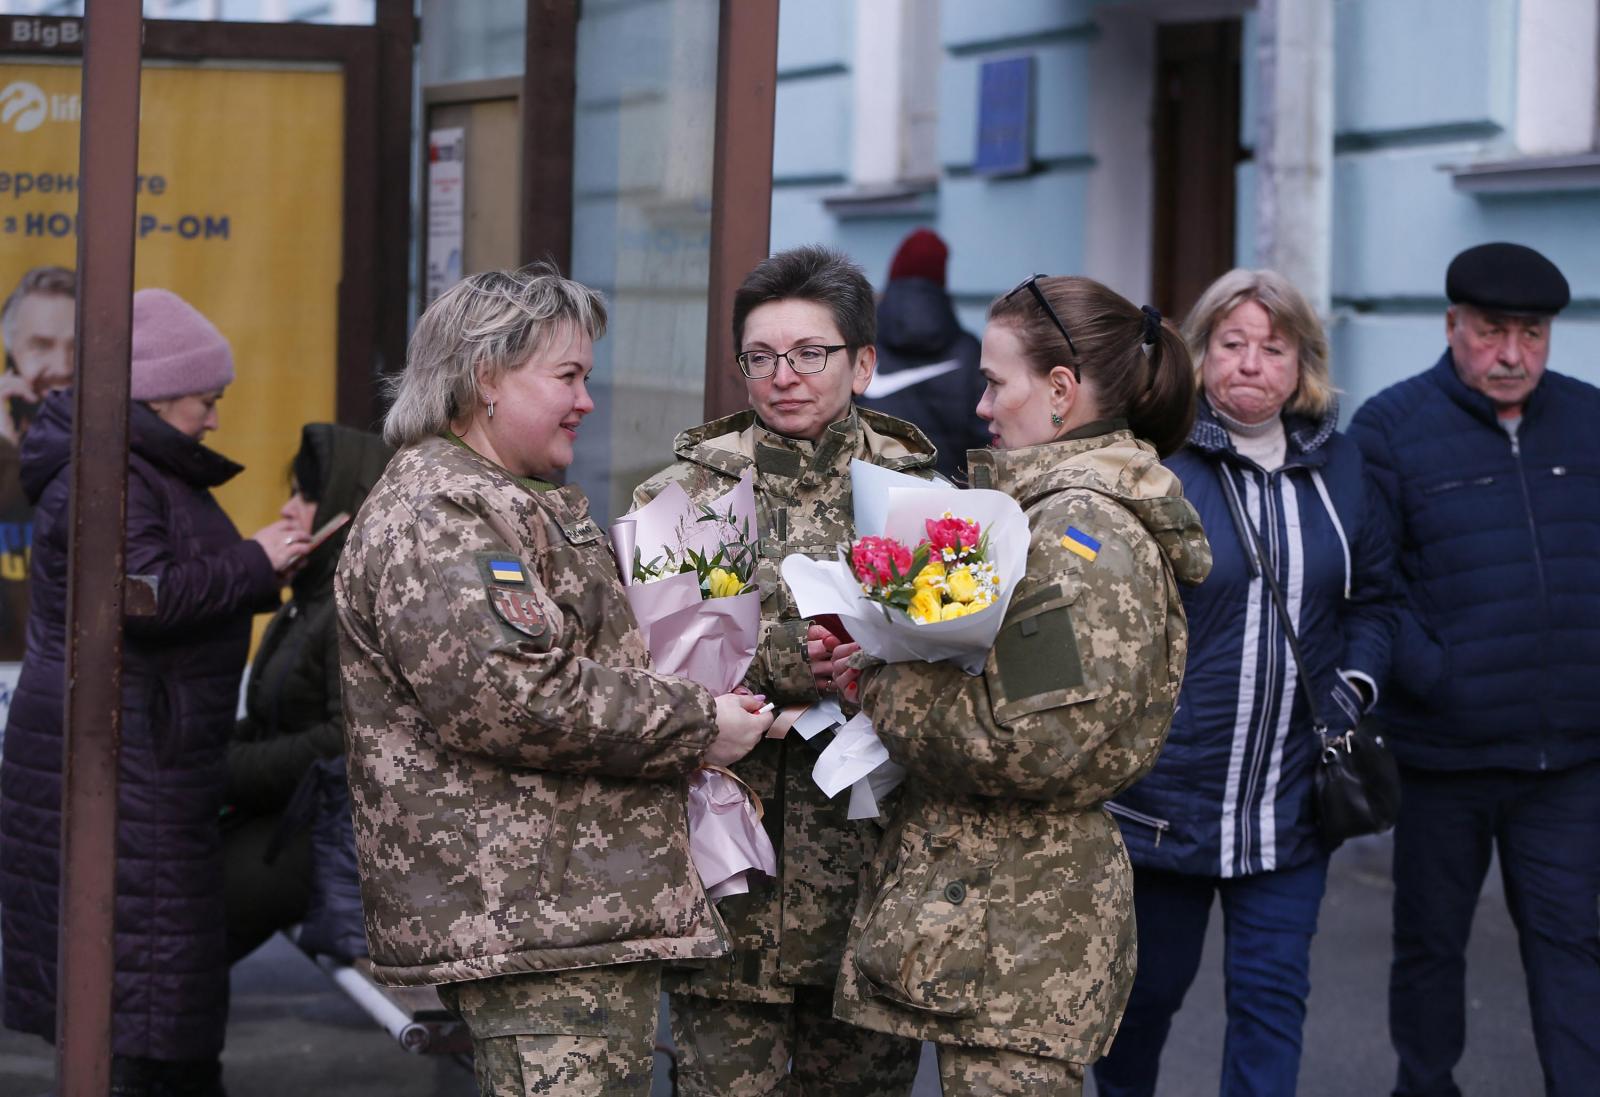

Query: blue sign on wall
974 55 1033 176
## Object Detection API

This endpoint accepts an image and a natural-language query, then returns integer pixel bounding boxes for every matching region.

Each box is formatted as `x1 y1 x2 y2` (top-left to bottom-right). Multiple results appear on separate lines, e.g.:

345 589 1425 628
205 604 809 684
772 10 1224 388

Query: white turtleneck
1213 405 1287 471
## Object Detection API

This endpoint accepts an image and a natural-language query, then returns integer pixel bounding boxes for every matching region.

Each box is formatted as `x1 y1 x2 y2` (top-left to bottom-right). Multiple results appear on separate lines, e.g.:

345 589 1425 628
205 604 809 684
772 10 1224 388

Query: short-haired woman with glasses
335 263 773 1096
632 245 936 1096
1093 269 1396 1097
833 274 1212 1096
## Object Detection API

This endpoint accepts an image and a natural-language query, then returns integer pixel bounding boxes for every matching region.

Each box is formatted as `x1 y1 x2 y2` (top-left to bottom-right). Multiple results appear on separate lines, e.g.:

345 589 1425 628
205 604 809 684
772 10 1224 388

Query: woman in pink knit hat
0 288 305 1097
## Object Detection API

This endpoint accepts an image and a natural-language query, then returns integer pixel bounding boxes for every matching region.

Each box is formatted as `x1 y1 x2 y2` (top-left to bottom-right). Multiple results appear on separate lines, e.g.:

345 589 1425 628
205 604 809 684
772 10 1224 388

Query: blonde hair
382 262 607 448
1182 268 1335 419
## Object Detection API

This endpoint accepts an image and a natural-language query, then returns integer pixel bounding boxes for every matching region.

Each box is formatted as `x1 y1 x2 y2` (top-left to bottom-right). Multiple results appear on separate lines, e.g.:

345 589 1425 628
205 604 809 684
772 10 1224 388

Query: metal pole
702 0 779 421
56 2 142 1094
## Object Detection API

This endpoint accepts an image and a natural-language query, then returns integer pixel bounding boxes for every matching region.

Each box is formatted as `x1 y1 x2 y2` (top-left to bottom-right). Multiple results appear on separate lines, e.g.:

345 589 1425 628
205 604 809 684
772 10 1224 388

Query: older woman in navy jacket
1094 270 1397 1097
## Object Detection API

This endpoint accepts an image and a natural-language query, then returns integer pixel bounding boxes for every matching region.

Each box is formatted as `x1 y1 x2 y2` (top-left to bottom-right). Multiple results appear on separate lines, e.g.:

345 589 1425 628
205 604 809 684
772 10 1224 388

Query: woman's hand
706 692 774 767
805 623 860 696
251 518 310 575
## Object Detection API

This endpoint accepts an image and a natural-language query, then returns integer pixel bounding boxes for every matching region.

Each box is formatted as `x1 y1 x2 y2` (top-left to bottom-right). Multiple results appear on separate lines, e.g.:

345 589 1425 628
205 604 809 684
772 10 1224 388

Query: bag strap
1217 469 1332 737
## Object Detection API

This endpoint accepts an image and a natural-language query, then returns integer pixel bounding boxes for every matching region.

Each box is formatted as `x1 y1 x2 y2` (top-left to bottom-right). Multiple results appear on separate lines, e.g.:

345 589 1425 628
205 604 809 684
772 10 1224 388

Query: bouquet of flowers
780 461 1030 817
610 474 773 899
850 513 1002 626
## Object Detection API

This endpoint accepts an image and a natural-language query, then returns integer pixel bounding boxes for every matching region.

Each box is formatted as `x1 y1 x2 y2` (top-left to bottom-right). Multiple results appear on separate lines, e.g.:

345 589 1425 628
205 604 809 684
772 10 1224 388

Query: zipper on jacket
1106 802 1170 847
1508 431 1553 771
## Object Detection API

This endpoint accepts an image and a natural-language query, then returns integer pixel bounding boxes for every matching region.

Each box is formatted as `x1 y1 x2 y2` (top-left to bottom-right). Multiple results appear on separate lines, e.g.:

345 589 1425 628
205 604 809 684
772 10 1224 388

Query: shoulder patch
489 587 552 643
1060 526 1101 562
480 554 530 588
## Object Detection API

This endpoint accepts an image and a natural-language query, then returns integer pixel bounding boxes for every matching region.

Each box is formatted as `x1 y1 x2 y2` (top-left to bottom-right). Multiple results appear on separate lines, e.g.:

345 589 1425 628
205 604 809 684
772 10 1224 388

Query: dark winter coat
1110 400 1397 878
0 391 282 1060
1347 351 1600 772
857 277 986 481
226 424 394 818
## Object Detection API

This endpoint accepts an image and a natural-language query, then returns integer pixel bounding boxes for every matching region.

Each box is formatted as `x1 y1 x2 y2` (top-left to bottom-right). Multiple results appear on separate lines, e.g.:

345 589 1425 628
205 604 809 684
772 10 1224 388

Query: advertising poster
0 58 345 725
425 126 464 304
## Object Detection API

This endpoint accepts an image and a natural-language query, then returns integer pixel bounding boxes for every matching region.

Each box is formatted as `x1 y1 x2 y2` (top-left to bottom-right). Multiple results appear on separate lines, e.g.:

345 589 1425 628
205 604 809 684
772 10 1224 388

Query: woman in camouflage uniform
334 265 773 1097
834 276 1213 1095
633 246 935 1096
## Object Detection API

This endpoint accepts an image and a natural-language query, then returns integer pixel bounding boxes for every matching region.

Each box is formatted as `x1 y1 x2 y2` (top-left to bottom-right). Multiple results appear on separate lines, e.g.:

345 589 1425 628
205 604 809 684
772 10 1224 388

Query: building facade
768 0 1600 412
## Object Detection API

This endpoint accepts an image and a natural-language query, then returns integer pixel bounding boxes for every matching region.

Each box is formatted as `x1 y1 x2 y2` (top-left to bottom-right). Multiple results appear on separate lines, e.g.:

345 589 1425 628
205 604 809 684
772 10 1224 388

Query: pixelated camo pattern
835 429 1212 1064
334 436 729 988
632 407 939 999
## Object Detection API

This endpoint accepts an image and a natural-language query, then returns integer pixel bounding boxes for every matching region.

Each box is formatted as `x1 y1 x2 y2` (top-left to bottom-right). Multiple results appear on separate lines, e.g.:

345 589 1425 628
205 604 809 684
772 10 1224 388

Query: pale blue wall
767 0 1600 415
1327 0 1600 405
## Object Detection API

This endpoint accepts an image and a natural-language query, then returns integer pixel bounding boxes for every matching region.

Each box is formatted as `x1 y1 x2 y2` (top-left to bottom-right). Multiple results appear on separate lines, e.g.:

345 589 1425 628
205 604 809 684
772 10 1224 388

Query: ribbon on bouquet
812 712 906 821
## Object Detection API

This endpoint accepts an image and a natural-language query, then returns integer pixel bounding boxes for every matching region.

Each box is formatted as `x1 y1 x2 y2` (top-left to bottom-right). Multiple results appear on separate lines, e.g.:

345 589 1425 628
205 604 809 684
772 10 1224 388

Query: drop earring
487 400 495 419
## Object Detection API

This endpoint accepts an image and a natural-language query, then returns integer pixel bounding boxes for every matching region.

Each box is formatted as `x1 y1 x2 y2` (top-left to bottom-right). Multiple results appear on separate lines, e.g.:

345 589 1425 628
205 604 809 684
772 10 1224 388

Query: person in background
1093 269 1396 1097
834 273 1209 1096
1348 242 1600 1097
222 423 393 965
856 228 986 481
0 288 304 1097
633 245 934 1096
0 265 77 662
336 264 772 1097
0 265 76 448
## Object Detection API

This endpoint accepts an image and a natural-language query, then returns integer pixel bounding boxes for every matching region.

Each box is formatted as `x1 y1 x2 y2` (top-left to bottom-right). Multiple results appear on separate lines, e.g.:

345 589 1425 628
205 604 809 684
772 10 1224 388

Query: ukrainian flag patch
1060 527 1101 562
488 558 526 585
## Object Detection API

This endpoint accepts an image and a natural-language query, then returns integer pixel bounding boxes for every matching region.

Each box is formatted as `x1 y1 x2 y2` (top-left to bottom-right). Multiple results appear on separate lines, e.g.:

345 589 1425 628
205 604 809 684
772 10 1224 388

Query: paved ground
1 835 1543 1096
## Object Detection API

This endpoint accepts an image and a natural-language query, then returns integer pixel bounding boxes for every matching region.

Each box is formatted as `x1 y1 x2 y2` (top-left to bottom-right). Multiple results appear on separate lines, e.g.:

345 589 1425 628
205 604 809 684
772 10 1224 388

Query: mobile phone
303 511 351 553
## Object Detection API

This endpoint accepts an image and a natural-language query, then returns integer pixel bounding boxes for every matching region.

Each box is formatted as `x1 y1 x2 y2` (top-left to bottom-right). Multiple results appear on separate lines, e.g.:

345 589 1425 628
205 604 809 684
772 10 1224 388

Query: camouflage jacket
334 436 727 988
632 407 938 1001
834 426 1212 1062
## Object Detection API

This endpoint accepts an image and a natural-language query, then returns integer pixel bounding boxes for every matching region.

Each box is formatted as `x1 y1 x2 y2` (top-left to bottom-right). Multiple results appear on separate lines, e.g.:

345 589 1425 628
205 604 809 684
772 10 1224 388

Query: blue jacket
1347 352 1600 773
1111 401 1396 878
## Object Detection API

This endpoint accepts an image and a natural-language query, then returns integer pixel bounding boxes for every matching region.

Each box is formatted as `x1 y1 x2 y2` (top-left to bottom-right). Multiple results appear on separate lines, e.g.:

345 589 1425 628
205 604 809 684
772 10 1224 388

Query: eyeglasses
1004 274 1080 380
736 343 849 379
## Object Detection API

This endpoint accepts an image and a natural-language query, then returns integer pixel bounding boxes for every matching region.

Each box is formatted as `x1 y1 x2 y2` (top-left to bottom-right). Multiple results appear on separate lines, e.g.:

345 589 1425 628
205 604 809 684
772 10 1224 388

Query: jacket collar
968 421 1138 507
668 405 937 487
1430 348 1549 429
1187 394 1339 469
128 400 246 488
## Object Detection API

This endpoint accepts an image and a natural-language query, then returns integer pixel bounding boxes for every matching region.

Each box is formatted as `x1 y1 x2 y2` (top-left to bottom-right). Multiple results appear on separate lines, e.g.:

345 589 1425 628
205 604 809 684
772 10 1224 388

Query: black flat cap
1446 242 1570 315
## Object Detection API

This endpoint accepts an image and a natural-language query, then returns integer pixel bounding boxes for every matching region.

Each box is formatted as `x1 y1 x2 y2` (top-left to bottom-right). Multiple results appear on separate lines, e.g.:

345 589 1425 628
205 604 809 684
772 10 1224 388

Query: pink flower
925 515 981 558
851 536 913 588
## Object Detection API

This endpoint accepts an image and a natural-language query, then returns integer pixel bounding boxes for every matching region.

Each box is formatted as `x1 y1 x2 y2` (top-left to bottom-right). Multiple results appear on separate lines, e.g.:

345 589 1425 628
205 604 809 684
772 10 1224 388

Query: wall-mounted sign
974 55 1033 177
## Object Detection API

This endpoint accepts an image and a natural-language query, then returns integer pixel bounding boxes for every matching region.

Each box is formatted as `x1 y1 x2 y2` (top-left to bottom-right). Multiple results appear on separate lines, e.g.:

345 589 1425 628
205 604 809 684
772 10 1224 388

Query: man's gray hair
383 263 608 449
1 266 76 354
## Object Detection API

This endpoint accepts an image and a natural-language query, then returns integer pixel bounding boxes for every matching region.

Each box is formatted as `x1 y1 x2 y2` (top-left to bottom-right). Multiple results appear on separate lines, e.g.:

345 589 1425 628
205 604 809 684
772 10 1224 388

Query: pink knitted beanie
129 288 235 401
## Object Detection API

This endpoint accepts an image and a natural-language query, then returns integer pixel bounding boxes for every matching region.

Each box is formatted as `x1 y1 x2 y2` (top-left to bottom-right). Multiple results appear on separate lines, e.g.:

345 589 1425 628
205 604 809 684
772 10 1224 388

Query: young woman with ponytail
831 275 1213 1095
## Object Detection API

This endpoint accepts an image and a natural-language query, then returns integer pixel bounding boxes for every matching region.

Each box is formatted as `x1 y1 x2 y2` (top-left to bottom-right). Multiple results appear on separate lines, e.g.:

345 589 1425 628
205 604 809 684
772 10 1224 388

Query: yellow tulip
914 560 946 589
909 586 944 624
946 566 980 604
706 567 745 599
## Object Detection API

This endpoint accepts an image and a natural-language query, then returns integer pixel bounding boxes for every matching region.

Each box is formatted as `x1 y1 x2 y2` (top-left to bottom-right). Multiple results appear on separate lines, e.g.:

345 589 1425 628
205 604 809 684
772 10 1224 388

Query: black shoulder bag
1220 472 1401 848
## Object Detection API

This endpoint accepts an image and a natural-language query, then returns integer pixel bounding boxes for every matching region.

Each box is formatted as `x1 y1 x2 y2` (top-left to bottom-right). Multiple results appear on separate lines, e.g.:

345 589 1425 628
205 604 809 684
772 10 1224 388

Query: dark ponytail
988 276 1196 456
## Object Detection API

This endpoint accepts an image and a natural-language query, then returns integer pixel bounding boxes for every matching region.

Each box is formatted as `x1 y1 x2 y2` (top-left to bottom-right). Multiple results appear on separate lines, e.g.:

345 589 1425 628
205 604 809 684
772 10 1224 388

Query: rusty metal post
702 0 779 421
56 2 143 1093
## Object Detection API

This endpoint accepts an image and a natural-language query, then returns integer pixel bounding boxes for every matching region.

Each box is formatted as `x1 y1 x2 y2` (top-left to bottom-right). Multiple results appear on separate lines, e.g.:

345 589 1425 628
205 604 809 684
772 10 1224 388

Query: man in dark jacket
1348 242 1600 1097
856 228 985 480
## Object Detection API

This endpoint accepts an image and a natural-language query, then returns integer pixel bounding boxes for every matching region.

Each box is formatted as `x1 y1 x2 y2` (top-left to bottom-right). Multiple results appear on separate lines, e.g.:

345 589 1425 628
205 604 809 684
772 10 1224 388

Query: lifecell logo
0 81 47 134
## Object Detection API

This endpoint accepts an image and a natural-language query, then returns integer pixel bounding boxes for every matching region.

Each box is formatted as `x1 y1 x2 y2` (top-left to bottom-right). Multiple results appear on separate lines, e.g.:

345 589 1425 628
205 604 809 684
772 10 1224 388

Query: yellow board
0 59 345 656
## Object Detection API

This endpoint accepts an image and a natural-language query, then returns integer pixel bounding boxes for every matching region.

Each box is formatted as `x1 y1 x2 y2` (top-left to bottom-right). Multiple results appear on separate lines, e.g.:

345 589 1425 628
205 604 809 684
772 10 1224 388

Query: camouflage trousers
936 1044 1084 1096
668 985 920 1096
437 961 661 1097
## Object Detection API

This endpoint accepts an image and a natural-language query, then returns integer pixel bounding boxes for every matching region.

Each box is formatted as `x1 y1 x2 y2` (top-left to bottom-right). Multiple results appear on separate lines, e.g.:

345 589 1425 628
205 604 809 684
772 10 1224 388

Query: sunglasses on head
1004 274 1080 381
